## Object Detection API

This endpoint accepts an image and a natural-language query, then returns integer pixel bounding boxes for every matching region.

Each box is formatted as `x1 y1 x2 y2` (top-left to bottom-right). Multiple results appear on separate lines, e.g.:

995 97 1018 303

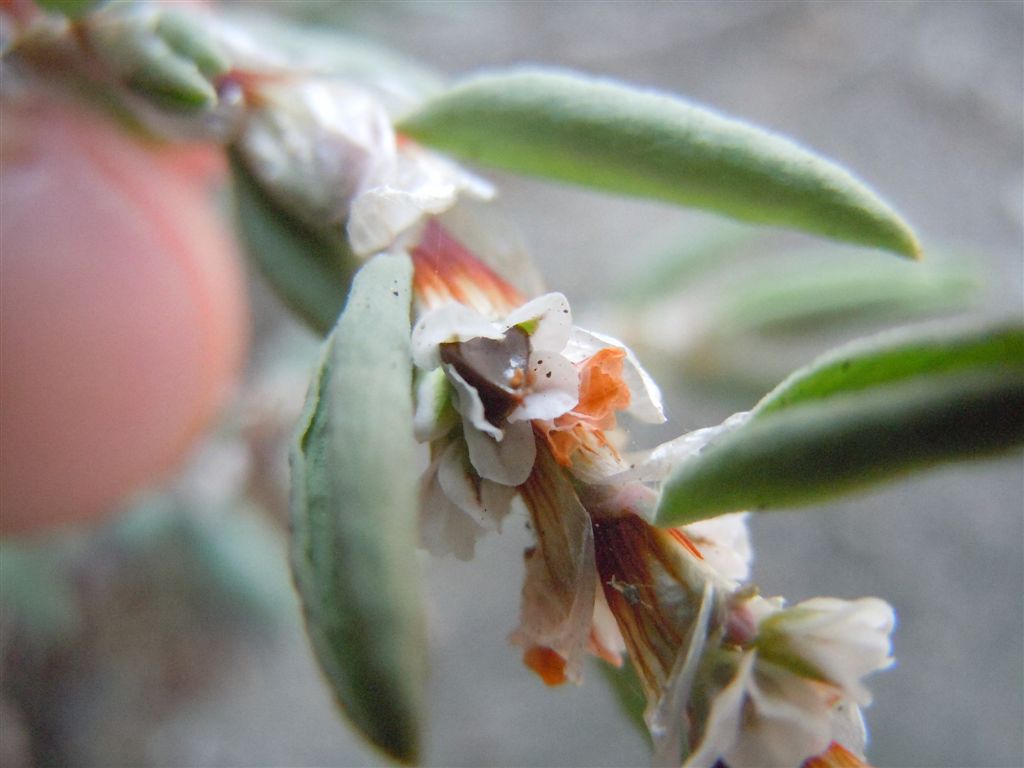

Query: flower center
439 326 530 428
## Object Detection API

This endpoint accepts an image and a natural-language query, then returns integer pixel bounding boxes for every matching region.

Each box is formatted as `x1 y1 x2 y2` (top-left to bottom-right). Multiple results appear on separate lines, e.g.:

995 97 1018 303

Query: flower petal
450 377 537 486
411 303 502 370
505 292 573 352
684 651 753 768
510 440 597 685
509 352 580 422
419 453 485 561
348 143 494 257
446 365 503 440
683 512 752 583
437 441 516 531
567 327 665 423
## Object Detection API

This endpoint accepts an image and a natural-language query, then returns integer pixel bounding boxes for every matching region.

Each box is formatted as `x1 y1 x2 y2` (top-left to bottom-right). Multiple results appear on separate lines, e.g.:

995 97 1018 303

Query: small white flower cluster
684 595 895 767
410 292 663 559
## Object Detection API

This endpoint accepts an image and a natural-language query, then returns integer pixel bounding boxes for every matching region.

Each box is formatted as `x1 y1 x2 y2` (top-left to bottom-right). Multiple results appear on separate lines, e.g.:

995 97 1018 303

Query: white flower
682 512 753 583
237 78 492 255
685 595 895 767
756 596 896 706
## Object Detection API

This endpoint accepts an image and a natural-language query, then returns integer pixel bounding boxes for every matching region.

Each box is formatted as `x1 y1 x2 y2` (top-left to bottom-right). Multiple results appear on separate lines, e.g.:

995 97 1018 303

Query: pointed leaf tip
398 68 921 259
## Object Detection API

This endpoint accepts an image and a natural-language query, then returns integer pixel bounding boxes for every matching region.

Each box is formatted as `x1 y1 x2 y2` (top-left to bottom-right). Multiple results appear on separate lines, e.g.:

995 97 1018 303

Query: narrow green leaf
398 69 921 258
656 323 1024 525
754 323 1024 416
290 254 425 763
657 372 1024 525
229 150 355 334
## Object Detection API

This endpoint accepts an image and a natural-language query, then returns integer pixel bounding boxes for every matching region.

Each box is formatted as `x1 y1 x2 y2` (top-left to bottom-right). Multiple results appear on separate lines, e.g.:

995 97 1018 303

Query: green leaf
34 0 103 19
398 69 921 258
754 323 1024 416
714 260 979 336
290 254 425 763
229 150 355 334
656 324 1024 525
85 11 217 112
155 9 230 79
596 659 651 746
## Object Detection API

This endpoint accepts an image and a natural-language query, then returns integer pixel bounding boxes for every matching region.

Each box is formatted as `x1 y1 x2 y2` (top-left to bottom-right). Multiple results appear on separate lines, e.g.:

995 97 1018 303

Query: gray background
156 2 1022 767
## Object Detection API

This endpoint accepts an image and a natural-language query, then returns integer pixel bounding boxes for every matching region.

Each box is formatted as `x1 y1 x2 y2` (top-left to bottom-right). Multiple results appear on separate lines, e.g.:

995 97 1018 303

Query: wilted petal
566 327 665 424
411 303 503 370
588 582 626 666
683 512 753 583
510 441 597 685
348 143 494 256
505 292 573 353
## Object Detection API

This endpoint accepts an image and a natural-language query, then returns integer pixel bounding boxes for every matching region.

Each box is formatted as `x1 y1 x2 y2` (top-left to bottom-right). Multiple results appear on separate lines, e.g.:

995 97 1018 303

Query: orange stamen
540 347 631 466
803 742 870 768
523 646 568 686
667 528 705 560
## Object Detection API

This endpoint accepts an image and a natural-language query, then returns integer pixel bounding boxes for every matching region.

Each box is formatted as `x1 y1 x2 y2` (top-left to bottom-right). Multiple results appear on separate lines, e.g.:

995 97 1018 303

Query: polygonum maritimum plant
5 2 1022 766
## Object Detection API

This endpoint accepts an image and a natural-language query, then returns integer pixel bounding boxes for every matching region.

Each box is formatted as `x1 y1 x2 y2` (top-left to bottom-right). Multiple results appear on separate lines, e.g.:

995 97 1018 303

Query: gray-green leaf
230 150 355 334
290 253 425 763
656 323 1024 525
398 69 920 259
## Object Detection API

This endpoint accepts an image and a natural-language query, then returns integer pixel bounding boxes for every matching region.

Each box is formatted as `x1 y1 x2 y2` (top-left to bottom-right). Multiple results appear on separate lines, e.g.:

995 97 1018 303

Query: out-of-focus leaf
656 324 1024 525
0 544 81 650
290 254 425 763
229 150 355 334
715 261 979 335
34 0 103 19
84 11 217 112
596 659 651 746
398 69 921 258
154 9 230 78
619 226 758 307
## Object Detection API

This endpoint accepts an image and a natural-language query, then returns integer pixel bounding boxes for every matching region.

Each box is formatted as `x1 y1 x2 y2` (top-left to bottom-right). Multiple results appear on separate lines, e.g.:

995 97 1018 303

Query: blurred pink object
1 96 249 534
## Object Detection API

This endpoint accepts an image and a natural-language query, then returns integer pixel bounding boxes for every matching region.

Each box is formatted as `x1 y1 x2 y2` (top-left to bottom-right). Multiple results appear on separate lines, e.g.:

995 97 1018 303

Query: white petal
419 457 484 561
504 292 573 352
347 142 494 256
684 652 753 768
829 700 868 759
437 441 515 531
413 367 457 443
778 596 895 705
567 327 665 423
461 409 536 486
446 365 502 441
730 660 834 768
683 512 752 583
411 303 502 370
508 352 580 422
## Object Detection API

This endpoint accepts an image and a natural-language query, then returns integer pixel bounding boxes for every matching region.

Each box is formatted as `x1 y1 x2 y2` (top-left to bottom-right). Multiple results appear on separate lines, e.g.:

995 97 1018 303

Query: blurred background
2 2 1021 766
